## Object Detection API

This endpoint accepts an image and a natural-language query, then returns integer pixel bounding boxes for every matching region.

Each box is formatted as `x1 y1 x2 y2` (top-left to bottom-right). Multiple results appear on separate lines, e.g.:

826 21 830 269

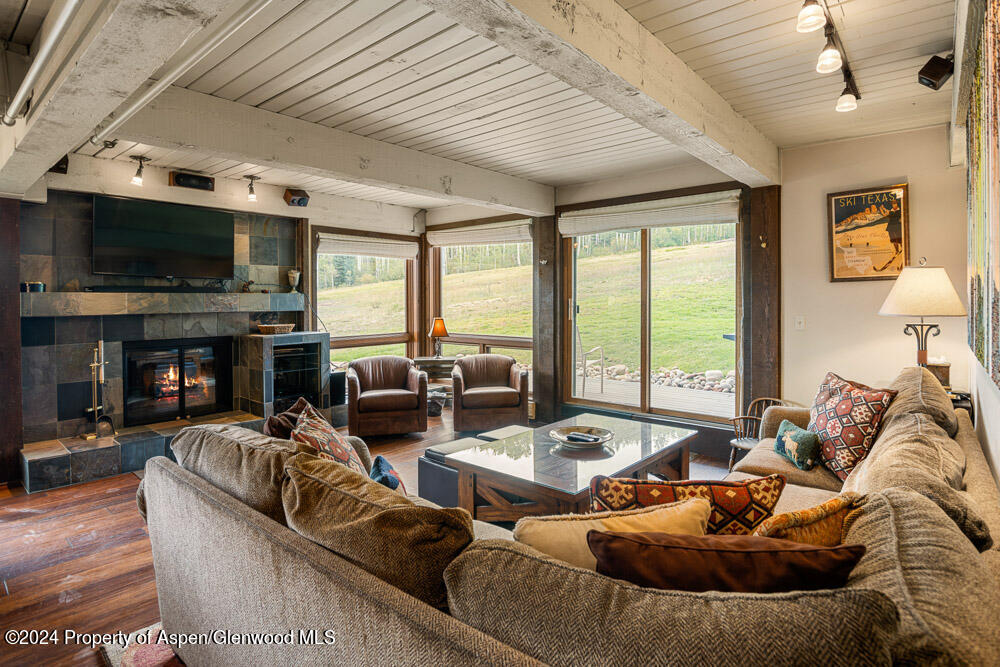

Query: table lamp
878 260 966 366
429 317 449 357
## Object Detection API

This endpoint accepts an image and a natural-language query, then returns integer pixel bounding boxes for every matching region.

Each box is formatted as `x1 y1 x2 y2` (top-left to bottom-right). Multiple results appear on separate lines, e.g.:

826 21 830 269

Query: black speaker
917 55 953 90
283 188 309 206
169 171 215 191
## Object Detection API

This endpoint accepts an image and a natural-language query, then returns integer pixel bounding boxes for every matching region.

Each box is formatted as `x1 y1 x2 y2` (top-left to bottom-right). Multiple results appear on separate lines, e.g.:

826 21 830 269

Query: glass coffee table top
445 413 697 496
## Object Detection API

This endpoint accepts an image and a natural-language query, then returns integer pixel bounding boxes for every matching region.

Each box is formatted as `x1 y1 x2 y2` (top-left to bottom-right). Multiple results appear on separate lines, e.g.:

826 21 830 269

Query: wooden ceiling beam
114 85 554 216
415 0 781 187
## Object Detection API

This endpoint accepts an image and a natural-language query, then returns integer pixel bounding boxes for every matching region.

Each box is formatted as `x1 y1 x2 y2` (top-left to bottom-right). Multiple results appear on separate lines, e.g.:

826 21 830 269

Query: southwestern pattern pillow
590 474 786 535
291 403 368 476
754 492 861 546
774 419 821 470
808 372 897 481
370 455 407 495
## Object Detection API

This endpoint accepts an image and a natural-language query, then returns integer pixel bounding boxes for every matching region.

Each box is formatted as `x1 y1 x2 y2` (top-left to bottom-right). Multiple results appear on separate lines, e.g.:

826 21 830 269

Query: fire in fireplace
123 338 232 427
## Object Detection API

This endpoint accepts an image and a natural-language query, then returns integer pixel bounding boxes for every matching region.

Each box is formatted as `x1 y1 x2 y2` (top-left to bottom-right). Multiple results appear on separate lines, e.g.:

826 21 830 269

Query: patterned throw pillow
291 403 368 476
808 372 897 481
590 474 786 535
754 493 861 546
370 455 407 495
774 419 821 470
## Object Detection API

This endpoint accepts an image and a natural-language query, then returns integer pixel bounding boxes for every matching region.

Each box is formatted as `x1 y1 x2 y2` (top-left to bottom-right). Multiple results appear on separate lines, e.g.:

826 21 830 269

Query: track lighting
244 174 260 202
129 155 150 186
796 0 826 33
836 68 861 113
816 29 842 74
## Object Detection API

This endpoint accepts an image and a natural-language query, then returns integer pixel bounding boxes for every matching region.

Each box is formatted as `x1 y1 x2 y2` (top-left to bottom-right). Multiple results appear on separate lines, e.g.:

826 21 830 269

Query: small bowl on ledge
548 426 614 449
257 323 296 335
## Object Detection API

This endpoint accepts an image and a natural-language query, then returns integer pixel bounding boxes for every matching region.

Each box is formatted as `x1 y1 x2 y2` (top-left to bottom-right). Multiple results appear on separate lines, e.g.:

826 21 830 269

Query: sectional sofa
139 367 1000 665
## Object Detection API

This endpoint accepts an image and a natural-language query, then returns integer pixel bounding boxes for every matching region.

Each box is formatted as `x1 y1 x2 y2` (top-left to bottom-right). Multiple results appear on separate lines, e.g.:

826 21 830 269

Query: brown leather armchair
452 354 528 432
347 356 427 437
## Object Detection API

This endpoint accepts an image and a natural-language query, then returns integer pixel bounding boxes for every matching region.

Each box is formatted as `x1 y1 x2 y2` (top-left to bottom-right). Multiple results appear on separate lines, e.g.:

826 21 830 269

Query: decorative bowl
548 425 614 449
257 323 295 334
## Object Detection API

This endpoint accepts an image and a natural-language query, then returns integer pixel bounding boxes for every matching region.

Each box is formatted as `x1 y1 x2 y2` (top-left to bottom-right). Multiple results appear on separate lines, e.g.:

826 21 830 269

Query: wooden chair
728 397 786 471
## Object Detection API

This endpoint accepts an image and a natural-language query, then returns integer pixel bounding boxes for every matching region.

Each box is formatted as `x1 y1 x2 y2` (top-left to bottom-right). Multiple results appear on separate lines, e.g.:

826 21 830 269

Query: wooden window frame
557 181 745 424
311 225 420 359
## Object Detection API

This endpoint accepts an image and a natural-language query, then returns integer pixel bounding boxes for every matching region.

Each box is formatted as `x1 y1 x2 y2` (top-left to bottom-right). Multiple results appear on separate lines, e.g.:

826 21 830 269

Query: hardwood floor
0 411 726 665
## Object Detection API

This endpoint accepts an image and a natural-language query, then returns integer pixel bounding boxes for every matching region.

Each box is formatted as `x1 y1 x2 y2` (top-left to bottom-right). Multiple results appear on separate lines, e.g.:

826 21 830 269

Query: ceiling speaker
169 171 215 191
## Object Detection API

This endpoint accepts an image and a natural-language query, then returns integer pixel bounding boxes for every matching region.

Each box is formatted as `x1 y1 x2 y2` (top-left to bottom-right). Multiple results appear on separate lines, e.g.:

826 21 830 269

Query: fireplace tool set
85 340 117 439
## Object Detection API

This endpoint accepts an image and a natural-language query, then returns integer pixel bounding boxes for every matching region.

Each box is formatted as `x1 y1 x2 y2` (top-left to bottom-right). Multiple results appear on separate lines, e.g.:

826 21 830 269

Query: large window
440 242 533 337
314 231 417 367
564 190 740 420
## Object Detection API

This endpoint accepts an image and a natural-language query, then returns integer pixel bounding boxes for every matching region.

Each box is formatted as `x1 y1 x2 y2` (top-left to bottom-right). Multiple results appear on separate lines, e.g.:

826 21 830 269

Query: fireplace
123 337 232 426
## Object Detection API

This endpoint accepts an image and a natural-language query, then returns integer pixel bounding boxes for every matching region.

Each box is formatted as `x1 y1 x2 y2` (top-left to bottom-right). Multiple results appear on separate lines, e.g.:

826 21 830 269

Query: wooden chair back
730 397 786 440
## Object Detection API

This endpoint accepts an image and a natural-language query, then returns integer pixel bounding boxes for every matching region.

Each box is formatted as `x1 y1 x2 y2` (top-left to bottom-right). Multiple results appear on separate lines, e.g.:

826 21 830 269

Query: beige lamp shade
878 266 966 317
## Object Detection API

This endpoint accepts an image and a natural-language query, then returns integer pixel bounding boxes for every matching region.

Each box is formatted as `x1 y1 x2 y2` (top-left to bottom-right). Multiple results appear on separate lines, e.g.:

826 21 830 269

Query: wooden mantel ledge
20 291 304 317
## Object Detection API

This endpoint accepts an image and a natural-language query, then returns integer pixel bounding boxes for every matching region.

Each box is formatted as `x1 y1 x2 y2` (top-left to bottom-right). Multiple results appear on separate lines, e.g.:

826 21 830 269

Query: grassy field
319 240 735 372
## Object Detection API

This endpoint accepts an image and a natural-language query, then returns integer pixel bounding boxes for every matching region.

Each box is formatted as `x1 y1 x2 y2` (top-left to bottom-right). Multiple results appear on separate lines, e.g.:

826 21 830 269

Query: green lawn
318 240 735 373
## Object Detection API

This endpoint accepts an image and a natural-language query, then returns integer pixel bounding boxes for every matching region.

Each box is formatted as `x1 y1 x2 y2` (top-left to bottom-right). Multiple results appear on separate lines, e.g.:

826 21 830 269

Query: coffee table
444 413 697 521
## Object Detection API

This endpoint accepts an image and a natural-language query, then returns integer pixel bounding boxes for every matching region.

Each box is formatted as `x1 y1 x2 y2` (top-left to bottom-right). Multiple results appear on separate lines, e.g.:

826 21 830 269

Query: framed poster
827 184 909 282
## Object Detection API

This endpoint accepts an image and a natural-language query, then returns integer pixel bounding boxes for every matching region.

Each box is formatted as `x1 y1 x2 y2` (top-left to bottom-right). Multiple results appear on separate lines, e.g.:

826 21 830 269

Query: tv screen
93 195 235 279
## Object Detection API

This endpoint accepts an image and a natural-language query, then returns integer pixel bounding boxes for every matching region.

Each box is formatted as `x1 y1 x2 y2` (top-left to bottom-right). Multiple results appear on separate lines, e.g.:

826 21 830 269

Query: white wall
781 126 968 404
970 351 1000 483
555 160 730 206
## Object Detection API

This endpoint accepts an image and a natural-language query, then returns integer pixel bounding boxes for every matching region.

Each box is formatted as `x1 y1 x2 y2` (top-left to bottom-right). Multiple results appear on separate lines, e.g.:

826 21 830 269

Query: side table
414 356 457 380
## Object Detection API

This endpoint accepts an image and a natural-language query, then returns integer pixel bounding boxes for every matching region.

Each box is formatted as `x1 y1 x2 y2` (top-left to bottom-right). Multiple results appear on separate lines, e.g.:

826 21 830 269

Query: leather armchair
347 356 427 437
452 354 529 432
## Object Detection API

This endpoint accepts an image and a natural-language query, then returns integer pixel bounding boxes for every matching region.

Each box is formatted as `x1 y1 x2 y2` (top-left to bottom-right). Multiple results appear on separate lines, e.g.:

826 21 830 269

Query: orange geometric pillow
290 403 368 476
753 493 860 546
590 474 786 535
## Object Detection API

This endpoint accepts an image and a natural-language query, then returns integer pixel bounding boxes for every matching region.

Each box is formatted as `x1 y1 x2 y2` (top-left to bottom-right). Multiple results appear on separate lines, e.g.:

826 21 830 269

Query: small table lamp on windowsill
878 259 966 367
429 317 449 358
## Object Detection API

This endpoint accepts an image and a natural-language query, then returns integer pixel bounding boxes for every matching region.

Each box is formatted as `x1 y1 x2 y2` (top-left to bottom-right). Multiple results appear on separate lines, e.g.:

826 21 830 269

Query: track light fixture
796 0 826 33
816 26 842 74
129 155 150 186
836 67 861 112
244 174 260 202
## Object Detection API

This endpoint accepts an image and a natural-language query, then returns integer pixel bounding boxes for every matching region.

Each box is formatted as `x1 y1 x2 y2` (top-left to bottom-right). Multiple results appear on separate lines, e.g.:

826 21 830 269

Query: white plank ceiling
73 0 695 207
618 0 956 147
0 0 53 46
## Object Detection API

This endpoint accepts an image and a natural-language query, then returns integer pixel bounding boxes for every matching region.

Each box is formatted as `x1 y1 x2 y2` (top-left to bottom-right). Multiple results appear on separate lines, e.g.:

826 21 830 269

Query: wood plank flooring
0 411 725 665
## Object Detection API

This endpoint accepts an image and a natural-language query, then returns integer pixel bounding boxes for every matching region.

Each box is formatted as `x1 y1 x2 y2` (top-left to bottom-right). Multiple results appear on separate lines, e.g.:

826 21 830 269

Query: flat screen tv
93 195 235 279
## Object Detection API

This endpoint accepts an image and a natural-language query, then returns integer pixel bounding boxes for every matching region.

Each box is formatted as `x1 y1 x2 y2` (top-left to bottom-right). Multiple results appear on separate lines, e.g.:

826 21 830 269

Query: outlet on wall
794 316 806 331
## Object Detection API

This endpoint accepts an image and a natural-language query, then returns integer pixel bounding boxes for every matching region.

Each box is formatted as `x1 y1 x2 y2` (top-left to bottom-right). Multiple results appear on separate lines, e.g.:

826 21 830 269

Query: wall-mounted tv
93 195 235 279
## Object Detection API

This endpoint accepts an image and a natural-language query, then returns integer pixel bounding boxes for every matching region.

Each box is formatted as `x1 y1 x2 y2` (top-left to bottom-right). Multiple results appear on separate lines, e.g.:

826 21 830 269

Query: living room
1 0 999 664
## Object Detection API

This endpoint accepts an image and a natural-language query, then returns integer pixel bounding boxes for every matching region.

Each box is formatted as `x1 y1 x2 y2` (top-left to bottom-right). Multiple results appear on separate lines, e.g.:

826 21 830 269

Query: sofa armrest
346 367 361 403
407 366 427 398
451 365 465 396
760 406 811 439
345 435 372 474
510 365 528 400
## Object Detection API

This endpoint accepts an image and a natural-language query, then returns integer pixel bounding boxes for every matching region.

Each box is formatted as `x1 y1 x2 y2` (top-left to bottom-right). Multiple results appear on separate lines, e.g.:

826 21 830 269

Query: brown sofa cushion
589 531 865 593
842 413 991 551
358 388 418 412
445 539 898 666
170 424 308 524
843 487 1000 664
462 385 520 409
455 353 514 387
349 356 412 390
282 452 474 609
733 439 844 491
883 366 959 436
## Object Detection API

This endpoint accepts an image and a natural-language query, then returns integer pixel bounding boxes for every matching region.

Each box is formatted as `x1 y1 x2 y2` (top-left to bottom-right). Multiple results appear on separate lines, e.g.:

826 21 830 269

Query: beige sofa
141 367 1000 665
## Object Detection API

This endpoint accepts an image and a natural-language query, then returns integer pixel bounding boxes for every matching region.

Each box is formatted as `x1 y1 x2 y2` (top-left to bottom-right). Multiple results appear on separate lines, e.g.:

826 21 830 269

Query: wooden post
532 216 561 422
741 186 782 410
0 197 22 483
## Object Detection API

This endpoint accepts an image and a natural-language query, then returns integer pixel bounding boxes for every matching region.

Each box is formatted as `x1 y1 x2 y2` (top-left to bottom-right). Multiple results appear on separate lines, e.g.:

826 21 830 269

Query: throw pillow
369 455 407 495
513 498 710 570
590 474 786 535
773 419 821 470
263 396 311 439
808 372 897 481
291 403 368 476
588 531 866 593
753 492 861 546
282 452 473 608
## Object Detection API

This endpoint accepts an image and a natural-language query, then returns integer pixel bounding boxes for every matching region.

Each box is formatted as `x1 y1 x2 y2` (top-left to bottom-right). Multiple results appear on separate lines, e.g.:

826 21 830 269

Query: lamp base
903 320 940 367
433 339 443 358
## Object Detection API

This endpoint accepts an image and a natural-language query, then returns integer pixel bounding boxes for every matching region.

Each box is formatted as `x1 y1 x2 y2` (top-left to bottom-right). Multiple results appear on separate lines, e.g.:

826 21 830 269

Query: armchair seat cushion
462 385 520 409
359 389 418 412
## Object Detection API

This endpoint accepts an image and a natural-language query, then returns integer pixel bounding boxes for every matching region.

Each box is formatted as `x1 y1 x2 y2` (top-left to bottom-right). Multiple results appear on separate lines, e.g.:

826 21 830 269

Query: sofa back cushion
455 354 513 388
445 540 898 666
170 424 306 524
843 413 991 550
883 366 959 436
843 487 1000 664
282 452 474 609
349 356 412 390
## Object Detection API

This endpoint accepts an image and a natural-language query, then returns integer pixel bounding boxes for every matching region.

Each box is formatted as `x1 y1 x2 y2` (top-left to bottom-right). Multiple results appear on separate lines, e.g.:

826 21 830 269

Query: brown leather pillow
263 396 312 438
588 530 865 593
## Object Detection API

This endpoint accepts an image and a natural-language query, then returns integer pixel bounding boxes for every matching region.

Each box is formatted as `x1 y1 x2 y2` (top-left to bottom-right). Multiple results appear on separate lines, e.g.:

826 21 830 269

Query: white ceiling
618 0 955 148
0 0 53 47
